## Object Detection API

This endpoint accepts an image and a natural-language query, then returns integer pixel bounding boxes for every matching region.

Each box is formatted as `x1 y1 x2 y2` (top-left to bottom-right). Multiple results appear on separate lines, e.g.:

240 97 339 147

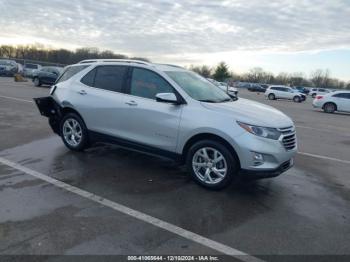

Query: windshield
165 71 231 103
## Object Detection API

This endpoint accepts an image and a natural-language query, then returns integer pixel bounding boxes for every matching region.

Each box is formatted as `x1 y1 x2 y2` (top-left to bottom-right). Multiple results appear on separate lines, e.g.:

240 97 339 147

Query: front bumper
228 130 297 172
240 158 294 179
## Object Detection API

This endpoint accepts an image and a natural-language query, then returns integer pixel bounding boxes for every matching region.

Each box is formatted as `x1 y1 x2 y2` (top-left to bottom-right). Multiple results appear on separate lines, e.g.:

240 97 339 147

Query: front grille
278 126 296 151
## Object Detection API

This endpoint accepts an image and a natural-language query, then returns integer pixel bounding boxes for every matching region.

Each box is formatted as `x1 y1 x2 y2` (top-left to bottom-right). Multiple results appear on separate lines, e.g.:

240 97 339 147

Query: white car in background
207 78 238 97
265 86 306 103
309 88 330 98
24 63 42 77
313 91 350 113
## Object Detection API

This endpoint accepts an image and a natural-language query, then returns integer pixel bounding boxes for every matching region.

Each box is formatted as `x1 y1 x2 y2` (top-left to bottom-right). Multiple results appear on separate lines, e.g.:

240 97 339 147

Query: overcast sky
1 0 350 80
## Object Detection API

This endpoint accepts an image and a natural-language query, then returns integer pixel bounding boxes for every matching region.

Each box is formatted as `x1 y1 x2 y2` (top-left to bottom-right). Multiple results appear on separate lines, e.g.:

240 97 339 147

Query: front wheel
186 140 239 190
60 113 90 151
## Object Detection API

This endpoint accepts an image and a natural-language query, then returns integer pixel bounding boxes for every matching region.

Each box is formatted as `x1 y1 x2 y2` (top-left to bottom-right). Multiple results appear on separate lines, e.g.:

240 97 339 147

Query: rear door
277 87 288 99
333 93 350 112
72 65 129 137
120 67 183 152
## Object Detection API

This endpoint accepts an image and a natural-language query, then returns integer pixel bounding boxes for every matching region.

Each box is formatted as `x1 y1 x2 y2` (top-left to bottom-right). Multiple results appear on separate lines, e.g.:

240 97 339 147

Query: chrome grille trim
278 126 297 151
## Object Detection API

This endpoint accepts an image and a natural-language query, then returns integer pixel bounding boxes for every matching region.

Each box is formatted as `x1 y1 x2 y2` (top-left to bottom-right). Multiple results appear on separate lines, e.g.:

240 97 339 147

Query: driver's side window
130 68 173 100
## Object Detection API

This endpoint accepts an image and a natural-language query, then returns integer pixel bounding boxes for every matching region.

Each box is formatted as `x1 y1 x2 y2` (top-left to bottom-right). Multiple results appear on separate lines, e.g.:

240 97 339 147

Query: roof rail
155 63 184 69
78 59 151 66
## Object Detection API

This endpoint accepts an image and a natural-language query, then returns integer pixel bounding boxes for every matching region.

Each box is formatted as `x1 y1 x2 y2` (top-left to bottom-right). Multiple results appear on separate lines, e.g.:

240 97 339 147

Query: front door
120 67 183 153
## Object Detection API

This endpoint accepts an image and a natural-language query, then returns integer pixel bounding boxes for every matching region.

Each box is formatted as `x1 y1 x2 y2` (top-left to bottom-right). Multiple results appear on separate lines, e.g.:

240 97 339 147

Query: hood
201 98 294 128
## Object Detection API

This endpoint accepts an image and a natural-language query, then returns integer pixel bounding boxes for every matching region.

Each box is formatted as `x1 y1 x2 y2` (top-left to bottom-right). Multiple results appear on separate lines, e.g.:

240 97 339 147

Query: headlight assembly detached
237 121 281 140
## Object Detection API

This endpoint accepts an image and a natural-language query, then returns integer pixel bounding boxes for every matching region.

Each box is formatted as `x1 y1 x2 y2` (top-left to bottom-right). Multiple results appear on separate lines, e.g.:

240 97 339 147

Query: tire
33 77 41 87
293 96 301 103
311 93 316 98
60 113 90 151
186 140 239 190
268 93 275 100
323 103 336 113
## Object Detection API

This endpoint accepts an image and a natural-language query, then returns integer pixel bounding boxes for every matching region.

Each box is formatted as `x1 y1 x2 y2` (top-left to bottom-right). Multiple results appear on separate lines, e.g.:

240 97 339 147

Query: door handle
125 100 138 106
78 90 87 95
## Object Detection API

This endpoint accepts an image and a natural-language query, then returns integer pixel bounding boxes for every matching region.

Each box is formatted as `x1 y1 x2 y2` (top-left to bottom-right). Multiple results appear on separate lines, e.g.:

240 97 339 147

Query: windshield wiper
218 98 233 103
198 99 218 103
199 98 233 103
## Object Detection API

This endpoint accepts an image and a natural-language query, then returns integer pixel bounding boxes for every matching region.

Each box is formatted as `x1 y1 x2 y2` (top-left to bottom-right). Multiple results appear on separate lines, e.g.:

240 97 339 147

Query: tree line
190 62 350 90
0 44 149 65
1 45 348 89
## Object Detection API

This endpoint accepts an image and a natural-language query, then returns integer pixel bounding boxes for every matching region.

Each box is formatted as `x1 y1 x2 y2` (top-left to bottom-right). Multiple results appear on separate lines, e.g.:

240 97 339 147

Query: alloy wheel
192 147 227 185
62 118 83 147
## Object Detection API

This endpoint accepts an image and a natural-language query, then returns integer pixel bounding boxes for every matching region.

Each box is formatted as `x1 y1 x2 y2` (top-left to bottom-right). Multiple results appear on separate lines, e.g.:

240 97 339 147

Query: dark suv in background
294 86 310 95
248 83 267 92
0 59 18 76
32 66 63 86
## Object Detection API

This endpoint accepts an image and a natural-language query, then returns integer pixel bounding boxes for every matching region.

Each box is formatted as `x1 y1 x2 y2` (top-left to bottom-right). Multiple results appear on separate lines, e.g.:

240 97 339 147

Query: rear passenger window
94 66 127 92
57 65 88 83
130 68 173 99
333 93 350 99
81 68 96 87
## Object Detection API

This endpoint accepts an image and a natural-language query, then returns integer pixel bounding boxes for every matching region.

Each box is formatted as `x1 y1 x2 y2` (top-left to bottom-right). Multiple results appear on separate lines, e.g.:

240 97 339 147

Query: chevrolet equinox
34 59 297 189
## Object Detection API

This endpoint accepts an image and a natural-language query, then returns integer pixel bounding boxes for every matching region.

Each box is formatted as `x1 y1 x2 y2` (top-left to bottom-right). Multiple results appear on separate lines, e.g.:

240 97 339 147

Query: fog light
252 152 264 166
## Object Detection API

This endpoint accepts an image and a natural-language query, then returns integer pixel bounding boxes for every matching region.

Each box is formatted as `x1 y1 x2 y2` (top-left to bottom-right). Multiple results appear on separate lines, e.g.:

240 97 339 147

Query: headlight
237 121 281 140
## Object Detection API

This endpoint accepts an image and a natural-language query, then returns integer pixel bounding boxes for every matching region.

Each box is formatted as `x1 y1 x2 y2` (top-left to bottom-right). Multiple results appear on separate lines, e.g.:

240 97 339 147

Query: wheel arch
322 102 337 111
182 133 241 168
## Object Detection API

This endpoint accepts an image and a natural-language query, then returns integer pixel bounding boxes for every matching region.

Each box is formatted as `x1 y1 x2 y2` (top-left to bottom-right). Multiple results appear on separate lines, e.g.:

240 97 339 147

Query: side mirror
155 93 179 104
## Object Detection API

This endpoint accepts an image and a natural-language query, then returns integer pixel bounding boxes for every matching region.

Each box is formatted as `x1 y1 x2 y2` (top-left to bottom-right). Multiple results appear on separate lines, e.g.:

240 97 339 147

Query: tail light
316 95 323 100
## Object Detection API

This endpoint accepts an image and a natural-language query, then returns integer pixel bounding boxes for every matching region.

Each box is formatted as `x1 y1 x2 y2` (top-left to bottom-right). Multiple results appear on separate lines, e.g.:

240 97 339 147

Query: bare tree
310 69 330 88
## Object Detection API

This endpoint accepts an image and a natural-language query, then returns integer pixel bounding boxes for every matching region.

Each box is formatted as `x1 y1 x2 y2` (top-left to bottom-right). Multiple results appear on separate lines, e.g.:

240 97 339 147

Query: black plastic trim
89 130 183 162
240 159 293 179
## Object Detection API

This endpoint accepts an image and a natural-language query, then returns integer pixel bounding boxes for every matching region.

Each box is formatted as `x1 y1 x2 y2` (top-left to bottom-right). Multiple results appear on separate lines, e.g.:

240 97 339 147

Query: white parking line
298 152 350 165
0 95 33 103
0 157 264 262
296 125 350 136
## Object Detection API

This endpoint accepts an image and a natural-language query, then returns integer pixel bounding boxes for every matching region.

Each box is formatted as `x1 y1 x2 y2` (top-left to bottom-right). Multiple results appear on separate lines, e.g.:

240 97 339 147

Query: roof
75 59 185 71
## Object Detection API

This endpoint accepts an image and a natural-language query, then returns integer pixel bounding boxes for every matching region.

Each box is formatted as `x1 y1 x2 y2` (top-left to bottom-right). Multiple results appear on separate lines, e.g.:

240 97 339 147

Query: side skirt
88 130 183 163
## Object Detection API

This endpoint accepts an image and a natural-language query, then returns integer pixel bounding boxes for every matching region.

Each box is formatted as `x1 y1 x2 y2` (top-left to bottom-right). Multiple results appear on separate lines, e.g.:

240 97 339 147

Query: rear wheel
268 93 275 100
33 77 41 87
186 140 239 190
293 96 301 103
60 113 90 151
323 103 336 113
311 93 316 98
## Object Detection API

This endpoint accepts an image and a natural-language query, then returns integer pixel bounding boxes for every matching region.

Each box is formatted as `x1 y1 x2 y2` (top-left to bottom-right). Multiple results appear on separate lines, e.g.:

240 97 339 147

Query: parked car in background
32 66 63 86
24 63 42 77
207 78 238 98
294 86 310 95
248 84 266 92
309 88 330 98
313 91 350 113
265 86 306 103
0 59 18 76
34 59 296 189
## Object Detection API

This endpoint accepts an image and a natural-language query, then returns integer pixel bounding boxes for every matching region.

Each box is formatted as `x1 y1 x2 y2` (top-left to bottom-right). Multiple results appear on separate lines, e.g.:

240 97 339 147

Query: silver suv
35 59 297 189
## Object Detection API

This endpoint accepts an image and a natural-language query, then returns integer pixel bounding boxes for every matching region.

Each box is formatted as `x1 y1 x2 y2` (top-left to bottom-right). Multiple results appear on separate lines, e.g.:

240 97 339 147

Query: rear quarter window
56 65 88 83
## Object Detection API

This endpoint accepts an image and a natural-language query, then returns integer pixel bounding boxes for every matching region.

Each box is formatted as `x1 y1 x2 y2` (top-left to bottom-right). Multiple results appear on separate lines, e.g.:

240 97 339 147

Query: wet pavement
0 77 350 259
